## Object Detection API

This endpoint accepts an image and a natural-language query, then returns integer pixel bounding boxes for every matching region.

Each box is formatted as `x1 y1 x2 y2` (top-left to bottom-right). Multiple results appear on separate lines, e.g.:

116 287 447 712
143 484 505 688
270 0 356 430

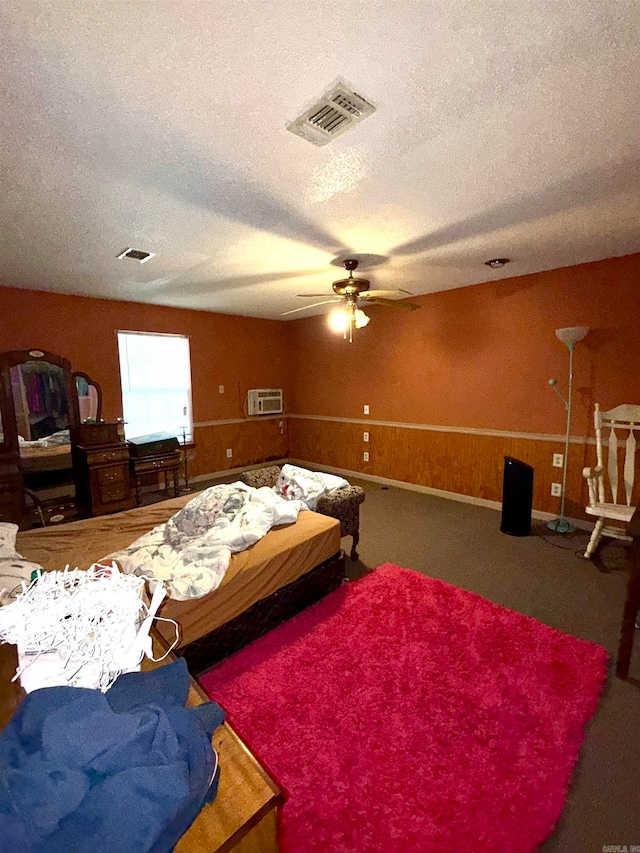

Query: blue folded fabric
0 658 225 853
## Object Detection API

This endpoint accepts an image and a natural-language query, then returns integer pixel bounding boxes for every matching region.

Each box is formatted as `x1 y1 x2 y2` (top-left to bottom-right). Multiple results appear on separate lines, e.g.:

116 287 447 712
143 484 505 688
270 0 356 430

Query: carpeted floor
193 472 640 850
201 564 607 853
351 481 640 853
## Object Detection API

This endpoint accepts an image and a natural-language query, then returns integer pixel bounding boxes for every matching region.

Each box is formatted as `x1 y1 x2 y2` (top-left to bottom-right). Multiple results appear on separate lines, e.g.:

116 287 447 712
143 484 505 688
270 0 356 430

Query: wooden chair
582 403 640 558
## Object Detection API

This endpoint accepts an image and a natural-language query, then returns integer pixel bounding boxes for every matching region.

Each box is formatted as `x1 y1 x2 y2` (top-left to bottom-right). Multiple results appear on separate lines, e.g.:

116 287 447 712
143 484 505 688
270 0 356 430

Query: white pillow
275 465 350 511
317 471 350 493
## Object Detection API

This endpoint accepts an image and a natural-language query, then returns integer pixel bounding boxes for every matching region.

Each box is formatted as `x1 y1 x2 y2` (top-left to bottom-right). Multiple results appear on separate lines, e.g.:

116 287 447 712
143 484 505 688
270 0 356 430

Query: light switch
364 404 369 415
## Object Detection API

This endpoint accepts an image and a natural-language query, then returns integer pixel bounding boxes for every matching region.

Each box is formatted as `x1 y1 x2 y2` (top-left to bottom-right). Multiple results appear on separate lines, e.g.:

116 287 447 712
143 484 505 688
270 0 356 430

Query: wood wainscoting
288 416 596 519
191 416 288 479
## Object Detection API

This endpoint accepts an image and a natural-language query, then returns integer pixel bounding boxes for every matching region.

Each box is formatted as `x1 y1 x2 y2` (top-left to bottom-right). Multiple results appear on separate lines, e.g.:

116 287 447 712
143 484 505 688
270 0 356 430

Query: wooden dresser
0 641 283 853
73 423 134 516
0 461 23 525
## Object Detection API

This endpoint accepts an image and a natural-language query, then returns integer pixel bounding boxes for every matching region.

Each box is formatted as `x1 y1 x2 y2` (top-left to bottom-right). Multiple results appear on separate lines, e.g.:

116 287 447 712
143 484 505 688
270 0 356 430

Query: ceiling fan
282 259 420 341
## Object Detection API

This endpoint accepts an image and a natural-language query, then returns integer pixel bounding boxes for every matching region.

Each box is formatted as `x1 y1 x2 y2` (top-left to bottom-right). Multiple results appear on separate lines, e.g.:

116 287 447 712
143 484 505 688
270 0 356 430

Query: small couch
240 465 365 560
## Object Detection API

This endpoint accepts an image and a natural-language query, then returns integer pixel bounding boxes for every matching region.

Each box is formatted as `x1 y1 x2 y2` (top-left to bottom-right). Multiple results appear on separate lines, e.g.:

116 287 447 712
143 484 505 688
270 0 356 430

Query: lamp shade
354 308 370 329
555 326 589 349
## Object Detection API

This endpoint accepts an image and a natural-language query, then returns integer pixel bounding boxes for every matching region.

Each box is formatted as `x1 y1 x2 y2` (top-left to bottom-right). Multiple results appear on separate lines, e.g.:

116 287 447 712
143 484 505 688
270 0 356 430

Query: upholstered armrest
239 466 281 489
316 485 365 531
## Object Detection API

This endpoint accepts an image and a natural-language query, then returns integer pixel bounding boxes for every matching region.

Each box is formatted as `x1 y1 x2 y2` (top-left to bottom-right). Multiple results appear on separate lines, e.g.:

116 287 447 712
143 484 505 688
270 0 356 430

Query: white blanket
275 464 350 510
108 482 302 600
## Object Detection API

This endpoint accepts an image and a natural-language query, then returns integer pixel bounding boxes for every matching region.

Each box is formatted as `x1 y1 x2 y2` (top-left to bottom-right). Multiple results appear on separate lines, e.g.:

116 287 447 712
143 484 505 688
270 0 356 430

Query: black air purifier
500 456 534 536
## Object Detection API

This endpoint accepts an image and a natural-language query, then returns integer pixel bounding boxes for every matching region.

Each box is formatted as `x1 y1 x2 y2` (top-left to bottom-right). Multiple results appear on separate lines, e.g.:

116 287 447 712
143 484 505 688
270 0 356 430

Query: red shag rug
200 564 607 853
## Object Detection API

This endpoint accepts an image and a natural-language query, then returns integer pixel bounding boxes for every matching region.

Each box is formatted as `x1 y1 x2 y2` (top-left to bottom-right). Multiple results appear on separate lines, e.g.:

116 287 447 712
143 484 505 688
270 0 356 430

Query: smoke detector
287 82 376 146
117 248 155 263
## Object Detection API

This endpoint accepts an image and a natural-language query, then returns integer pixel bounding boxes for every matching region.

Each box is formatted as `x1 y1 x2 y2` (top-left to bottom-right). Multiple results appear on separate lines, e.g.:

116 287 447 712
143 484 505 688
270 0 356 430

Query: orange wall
3 251 640 510
286 252 640 516
2 288 290 423
1 287 292 475
287 253 640 437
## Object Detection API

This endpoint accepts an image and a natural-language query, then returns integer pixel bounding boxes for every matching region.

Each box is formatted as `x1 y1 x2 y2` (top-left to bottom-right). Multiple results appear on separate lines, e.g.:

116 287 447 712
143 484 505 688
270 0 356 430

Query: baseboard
189 457 592 532
288 458 593 532
188 458 289 485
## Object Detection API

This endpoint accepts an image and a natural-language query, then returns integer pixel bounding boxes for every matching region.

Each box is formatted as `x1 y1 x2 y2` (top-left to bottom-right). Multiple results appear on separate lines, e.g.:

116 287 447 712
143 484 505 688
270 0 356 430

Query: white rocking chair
583 403 640 558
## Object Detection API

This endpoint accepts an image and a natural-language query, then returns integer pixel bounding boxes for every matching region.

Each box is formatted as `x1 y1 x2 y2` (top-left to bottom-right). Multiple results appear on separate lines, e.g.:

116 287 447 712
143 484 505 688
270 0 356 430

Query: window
117 331 193 441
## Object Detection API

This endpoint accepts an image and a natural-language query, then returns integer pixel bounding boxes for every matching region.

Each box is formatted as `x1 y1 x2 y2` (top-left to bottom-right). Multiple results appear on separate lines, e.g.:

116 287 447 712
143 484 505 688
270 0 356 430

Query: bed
15 491 344 674
19 442 72 474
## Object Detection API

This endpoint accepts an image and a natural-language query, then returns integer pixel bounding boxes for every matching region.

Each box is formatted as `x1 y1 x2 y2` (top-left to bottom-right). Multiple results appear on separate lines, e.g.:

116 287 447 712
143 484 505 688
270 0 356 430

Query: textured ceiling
1 1 639 320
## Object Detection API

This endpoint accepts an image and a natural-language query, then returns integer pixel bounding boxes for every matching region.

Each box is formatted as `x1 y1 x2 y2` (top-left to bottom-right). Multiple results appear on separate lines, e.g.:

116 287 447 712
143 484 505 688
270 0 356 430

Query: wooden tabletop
0 641 283 853
146 653 283 853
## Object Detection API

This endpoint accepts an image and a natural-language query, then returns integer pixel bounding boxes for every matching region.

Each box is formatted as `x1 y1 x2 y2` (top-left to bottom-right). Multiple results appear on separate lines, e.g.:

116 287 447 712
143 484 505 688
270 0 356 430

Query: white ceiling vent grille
117 248 155 263
287 83 376 146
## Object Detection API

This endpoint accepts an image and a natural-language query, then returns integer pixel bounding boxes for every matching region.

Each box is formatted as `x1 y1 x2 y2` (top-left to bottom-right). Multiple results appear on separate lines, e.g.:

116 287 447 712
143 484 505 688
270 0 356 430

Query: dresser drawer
89 447 129 466
97 465 125 485
133 454 181 474
99 482 128 503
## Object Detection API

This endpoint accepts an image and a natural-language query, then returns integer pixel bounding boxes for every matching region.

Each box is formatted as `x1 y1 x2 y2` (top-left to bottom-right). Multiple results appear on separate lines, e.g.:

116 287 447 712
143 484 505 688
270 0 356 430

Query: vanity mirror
1 351 132 526
74 371 102 423
0 350 80 525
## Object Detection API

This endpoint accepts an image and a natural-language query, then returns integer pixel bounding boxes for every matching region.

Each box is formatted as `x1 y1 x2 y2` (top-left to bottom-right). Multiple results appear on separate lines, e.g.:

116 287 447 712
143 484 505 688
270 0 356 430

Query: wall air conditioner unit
247 389 283 416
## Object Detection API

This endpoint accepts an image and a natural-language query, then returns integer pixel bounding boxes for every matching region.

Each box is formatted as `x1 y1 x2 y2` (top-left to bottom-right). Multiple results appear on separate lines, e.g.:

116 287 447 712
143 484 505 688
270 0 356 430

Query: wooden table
616 505 640 679
130 450 182 506
179 441 197 491
0 641 283 852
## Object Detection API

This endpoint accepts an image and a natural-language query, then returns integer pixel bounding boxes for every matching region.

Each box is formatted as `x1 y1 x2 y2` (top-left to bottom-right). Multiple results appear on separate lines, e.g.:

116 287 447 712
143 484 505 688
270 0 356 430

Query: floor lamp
547 326 589 533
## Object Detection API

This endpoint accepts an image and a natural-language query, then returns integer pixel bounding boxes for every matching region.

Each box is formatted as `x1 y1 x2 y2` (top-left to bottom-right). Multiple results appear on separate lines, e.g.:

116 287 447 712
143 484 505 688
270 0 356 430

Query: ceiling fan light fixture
484 258 510 269
328 308 350 333
354 308 370 329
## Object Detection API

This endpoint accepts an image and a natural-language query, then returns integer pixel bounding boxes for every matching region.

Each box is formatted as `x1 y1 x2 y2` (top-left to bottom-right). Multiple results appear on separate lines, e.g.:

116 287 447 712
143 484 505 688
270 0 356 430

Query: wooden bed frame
178 551 345 674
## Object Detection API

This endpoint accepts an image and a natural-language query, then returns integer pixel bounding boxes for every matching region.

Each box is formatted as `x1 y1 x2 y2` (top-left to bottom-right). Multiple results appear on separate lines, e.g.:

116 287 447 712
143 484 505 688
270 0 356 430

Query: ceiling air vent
117 248 155 263
287 82 376 146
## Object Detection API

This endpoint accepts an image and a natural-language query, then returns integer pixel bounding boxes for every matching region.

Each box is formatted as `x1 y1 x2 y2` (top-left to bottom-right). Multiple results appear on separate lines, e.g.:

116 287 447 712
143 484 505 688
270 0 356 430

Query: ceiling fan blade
296 293 339 298
362 297 421 311
365 288 413 298
281 299 340 316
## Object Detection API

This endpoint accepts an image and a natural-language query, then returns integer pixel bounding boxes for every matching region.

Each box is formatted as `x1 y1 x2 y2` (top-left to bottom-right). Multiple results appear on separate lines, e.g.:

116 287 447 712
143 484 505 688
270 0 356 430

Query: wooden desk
616 506 640 679
130 450 182 506
0 642 283 852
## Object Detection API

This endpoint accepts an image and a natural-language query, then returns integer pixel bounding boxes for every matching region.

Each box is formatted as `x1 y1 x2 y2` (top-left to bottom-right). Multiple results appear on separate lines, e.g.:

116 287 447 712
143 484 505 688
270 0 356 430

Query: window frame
116 329 194 442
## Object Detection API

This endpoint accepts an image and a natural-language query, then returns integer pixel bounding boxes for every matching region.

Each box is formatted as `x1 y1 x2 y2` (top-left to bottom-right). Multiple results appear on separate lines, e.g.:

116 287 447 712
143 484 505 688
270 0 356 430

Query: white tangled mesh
0 564 174 692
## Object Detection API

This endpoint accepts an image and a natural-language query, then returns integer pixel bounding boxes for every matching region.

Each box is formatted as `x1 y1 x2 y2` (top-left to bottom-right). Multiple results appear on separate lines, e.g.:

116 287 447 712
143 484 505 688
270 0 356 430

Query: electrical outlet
363 451 369 462
364 404 370 415
551 483 562 497
363 431 369 442
552 453 563 468
226 448 232 458
219 384 224 394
